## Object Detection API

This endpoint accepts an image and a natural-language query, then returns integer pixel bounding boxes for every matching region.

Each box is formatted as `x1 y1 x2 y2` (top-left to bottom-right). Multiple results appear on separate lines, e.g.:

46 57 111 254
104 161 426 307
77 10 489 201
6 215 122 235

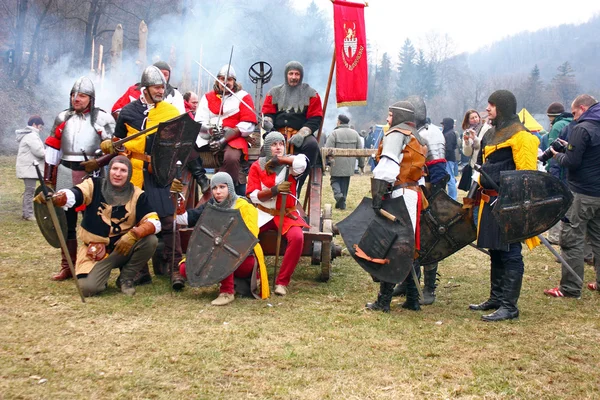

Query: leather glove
271 181 291 196
209 139 225 154
170 178 184 193
371 178 389 213
265 156 281 175
80 159 99 173
100 139 115 154
289 127 312 148
33 191 49 204
262 116 274 132
33 191 67 207
114 231 137 256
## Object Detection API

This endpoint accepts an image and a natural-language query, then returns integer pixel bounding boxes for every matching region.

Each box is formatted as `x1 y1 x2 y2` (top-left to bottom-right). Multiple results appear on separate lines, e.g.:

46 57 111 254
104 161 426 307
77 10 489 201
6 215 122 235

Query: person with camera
541 102 573 244
544 94 600 297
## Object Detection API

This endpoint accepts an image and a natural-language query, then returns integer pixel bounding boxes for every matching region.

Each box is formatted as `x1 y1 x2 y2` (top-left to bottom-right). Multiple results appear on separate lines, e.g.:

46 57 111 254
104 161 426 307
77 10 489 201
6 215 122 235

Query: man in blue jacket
544 94 600 298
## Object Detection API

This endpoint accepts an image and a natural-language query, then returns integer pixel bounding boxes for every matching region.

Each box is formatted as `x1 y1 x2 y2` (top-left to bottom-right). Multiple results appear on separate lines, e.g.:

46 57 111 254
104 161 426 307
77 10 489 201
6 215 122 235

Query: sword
473 164 583 286
273 166 289 291
170 160 183 295
215 46 234 131
33 161 86 303
110 114 184 150
194 60 254 113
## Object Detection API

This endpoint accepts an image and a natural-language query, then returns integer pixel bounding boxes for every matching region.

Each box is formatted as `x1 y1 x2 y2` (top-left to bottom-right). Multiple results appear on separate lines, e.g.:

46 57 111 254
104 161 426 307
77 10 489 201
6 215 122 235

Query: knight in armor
468 90 539 321
195 64 257 195
261 61 323 197
44 76 116 281
177 172 270 305
111 61 185 119
392 96 448 305
34 156 160 296
366 101 428 312
113 65 185 290
246 132 309 296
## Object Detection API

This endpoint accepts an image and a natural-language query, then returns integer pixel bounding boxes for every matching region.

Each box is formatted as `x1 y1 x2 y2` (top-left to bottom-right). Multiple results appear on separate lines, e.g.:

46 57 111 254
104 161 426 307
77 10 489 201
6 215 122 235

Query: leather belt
481 189 499 203
60 160 85 171
129 152 151 163
256 203 298 220
392 181 419 191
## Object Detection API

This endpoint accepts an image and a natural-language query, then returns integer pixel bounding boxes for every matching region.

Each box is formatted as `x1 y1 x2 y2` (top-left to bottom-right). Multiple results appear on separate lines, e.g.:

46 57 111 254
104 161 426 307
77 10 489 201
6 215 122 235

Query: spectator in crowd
441 117 458 200
15 115 45 221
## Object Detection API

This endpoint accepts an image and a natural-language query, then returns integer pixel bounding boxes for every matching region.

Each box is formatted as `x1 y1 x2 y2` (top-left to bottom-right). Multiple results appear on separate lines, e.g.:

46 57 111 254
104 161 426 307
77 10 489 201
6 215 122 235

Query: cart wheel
323 203 333 219
320 241 332 282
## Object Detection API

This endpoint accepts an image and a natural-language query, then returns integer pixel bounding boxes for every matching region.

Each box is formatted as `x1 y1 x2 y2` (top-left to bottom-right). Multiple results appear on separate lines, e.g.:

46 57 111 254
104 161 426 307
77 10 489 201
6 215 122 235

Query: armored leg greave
421 264 438 305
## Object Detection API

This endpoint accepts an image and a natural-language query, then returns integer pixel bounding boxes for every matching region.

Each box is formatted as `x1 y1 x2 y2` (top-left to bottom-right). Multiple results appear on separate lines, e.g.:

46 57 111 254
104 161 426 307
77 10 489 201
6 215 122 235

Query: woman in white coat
16 116 45 220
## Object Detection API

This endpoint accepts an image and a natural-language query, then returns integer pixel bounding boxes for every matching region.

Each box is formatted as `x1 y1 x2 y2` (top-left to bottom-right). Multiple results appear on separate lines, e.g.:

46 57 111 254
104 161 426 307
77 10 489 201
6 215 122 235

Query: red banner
333 0 368 107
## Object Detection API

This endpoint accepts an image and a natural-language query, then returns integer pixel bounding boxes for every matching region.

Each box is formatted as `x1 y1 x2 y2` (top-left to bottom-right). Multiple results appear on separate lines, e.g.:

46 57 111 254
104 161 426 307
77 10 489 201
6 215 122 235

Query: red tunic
198 90 257 158
111 84 141 115
246 161 309 235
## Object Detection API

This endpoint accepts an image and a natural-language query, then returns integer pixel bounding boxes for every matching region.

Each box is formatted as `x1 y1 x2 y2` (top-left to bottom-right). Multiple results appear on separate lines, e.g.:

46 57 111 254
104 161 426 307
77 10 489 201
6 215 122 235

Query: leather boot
187 157 210 194
366 282 395 313
469 265 504 311
421 264 438 305
401 270 421 311
133 263 152 286
52 239 77 281
482 269 522 322
392 281 407 297
171 270 185 291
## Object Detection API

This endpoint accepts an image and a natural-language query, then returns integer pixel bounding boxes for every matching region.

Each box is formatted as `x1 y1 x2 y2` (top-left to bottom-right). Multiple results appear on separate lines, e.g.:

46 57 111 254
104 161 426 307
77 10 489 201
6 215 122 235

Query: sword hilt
473 164 500 192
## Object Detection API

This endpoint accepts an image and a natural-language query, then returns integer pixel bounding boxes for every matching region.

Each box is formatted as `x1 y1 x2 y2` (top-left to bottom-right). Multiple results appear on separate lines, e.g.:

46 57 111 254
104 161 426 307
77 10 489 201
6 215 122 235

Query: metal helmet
389 101 415 127
405 96 427 128
217 64 236 80
70 76 95 98
284 61 304 85
141 65 166 88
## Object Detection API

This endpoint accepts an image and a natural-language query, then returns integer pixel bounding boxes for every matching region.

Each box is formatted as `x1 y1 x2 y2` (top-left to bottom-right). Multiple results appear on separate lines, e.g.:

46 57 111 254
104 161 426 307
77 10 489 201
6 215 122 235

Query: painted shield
185 204 259 287
337 196 415 283
33 185 68 249
418 189 477 265
151 113 201 187
493 170 573 243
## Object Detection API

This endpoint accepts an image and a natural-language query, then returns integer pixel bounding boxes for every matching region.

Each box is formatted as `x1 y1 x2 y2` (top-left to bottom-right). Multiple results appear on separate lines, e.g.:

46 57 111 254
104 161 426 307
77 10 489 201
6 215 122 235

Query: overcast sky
292 0 600 60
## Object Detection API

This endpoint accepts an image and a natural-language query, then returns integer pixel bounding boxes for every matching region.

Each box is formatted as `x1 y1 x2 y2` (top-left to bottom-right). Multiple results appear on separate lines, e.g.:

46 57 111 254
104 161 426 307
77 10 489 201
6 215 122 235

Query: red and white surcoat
247 156 309 234
195 90 257 159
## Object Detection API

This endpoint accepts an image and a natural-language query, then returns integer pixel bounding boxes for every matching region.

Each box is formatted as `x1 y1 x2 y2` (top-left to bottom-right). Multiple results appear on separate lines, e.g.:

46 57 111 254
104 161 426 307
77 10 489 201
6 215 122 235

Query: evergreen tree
396 39 417 99
551 61 579 107
521 64 545 113
371 52 393 123
415 50 437 100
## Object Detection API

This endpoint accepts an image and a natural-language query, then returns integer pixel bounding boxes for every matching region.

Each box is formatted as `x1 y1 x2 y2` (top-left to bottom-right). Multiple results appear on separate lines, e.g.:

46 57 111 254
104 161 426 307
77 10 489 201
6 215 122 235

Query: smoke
2 0 344 155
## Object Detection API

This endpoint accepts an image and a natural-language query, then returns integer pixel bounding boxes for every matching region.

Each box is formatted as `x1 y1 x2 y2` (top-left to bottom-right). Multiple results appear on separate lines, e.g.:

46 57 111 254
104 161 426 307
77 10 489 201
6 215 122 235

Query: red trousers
180 254 255 294
260 219 304 286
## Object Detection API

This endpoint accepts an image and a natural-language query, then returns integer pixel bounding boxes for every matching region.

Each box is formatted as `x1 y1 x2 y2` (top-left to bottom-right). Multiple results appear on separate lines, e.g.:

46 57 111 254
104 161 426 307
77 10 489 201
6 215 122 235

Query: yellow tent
518 108 543 132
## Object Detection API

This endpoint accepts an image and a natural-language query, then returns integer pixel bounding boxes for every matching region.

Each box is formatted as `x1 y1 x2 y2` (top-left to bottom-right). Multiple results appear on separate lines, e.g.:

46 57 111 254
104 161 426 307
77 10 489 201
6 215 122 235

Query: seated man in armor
195 64 257 195
34 156 160 297
261 61 323 197
246 132 309 296
176 172 270 305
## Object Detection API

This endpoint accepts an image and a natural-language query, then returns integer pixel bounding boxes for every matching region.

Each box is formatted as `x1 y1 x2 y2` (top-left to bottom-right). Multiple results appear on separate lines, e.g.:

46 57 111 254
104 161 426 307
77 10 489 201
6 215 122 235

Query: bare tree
17 0 53 87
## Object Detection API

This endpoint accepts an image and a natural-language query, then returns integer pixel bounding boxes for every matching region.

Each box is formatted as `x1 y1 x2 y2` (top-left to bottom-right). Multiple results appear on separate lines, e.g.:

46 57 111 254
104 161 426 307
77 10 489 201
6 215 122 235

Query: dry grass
1 155 600 399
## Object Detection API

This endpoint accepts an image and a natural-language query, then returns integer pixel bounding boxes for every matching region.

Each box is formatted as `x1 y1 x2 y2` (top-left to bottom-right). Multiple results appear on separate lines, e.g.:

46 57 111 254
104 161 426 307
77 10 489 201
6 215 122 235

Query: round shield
33 185 68 248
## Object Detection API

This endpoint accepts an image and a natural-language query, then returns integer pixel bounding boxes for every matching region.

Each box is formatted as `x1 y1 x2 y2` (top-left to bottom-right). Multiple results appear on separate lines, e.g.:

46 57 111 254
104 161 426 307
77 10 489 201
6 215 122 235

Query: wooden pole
97 44 103 73
138 20 148 71
90 38 95 72
110 24 123 73
316 49 336 145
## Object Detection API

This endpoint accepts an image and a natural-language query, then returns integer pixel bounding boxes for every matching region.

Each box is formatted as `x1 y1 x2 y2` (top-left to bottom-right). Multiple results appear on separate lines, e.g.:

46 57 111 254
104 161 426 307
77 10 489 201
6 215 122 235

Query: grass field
1 155 599 399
